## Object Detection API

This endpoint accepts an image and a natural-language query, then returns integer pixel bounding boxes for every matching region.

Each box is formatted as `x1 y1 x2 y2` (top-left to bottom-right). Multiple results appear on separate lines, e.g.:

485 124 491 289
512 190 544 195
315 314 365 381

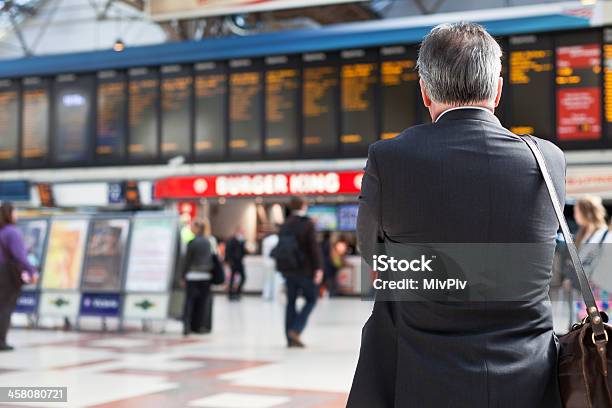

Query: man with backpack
272 196 323 348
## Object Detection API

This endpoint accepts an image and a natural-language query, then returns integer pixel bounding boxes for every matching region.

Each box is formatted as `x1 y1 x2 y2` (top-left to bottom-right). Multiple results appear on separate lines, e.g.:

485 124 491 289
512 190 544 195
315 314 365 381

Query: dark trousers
0 265 20 346
183 280 212 334
229 262 245 297
285 275 317 340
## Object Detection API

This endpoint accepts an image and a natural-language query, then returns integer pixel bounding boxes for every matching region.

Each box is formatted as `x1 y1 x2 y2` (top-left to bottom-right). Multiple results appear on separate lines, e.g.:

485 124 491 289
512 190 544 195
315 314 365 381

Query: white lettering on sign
193 178 208 194
289 173 340 194
216 174 288 196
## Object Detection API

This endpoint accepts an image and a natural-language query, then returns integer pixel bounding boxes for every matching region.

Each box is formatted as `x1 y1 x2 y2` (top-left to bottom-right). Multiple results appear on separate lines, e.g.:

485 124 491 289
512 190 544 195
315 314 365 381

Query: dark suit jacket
348 108 565 408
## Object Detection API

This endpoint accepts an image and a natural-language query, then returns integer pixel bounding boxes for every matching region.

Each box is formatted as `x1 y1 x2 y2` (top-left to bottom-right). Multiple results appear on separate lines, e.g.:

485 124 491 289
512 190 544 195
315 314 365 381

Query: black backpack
271 221 305 274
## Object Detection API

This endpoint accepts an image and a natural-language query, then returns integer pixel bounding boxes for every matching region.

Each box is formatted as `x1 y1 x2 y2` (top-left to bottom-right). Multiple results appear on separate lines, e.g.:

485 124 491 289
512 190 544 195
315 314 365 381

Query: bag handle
522 135 607 343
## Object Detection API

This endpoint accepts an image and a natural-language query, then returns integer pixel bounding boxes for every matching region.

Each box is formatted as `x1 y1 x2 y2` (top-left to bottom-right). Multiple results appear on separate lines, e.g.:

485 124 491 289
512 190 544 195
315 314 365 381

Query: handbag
210 253 225 285
523 135 612 408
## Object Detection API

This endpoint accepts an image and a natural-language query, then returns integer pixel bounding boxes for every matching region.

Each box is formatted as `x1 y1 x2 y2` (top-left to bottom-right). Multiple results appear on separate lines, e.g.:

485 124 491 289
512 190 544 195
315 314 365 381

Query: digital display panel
556 33 601 141
307 205 337 231
161 66 192 158
341 49 378 151
380 46 418 139
125 216 177 292
97 71 126 160
229 60 262 156
82 218 130 292
602 29 612 141
508 35 554 140
53 75 94 163
303 53 339 155
195 63 226 158
338 204 358 231
22 79 49 165
0 80 19 167
128 70 159 160
42 219 89 290
265 61 299 155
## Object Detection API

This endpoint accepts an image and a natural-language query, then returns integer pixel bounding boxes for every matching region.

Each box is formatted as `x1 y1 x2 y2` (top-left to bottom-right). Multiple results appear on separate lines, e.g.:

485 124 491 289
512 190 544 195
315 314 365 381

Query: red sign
177 201 198 220
154 170 364 199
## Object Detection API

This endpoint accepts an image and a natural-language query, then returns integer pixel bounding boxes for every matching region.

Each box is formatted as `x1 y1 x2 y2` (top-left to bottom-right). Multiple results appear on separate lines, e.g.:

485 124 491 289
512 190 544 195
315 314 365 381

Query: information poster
0 80 19 167
508 35 554 140
556 34 601 141
21 78 49 164
229 59 262 156
128 69 159 160
125 216 177 292
161 66 192 158
380 46 418 139
338 204 358 232
16 219 49 290
53 75 94 163
307 205 337 231
341 49 378 152
303 53 339 155
42 219 89 290
195 62 227 158
265 56 299 155
97 71 127 160
81 218 130 291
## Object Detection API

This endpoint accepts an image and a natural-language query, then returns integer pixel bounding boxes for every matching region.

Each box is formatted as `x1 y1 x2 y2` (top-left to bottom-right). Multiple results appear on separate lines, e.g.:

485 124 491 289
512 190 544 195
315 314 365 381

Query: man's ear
494 76 503 108
419 78 431 108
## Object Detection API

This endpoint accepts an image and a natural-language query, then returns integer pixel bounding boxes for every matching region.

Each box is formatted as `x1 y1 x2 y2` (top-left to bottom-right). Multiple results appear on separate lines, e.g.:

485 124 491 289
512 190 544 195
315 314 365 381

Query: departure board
508 35 554 140
556 33 601 141
128 69 159 160
161 66 192 158
229 60 262 156
97 71 126 160
265 56 299 155
603 29 612 140
0 80 19 167
21 78 49 165
195 62 226 158
53 75 94 163
341 49 378 152
380 46 418 139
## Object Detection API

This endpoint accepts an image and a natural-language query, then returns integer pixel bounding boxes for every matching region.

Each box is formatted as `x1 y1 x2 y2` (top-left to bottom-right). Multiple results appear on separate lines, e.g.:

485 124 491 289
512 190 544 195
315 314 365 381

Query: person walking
226 228 247 301
348 22 565 407
0 202 37 351
273 196 323 348
181 218 217 336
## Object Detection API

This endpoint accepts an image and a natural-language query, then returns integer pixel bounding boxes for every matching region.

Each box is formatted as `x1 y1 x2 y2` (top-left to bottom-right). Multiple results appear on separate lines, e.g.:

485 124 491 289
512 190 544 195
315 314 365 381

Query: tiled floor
0 292 574 408
0 296 373 408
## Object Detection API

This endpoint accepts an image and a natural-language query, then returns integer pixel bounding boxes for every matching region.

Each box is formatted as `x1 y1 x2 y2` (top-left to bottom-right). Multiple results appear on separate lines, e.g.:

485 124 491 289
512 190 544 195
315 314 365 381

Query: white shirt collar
434 106 494 123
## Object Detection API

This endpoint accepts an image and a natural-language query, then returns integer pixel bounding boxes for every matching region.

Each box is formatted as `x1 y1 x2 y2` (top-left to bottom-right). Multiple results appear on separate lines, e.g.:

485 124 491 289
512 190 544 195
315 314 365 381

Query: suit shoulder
532 137 565 167
369 124 432 155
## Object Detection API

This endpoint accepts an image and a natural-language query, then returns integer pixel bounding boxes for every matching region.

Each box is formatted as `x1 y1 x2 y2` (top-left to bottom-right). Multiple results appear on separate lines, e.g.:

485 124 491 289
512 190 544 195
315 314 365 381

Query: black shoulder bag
523 135 612 408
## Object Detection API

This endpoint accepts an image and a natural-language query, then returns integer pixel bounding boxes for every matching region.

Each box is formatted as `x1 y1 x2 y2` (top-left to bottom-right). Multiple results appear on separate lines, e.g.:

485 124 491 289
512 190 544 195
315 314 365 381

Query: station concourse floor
0 296 373 408
0 293 573 408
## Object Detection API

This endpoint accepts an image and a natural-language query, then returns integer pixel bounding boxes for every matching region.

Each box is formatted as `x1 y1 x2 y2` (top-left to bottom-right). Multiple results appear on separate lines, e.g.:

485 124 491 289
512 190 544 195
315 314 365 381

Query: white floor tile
188 392 290 408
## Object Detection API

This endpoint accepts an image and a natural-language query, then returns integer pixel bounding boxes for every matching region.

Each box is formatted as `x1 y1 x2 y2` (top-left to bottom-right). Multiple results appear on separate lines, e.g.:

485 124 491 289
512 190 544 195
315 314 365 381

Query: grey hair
416 22 502 105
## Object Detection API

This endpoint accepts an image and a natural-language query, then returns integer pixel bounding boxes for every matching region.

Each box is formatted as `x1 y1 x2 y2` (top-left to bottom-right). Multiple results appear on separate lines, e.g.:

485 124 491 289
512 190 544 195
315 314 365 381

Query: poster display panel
125 216 177 292
81 218 130 292
16 219 49 290
41 219 89 290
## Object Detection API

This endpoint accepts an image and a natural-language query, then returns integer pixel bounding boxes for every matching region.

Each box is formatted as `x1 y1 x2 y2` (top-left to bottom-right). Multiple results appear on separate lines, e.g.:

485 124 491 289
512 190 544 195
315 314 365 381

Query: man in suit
348 23 565 407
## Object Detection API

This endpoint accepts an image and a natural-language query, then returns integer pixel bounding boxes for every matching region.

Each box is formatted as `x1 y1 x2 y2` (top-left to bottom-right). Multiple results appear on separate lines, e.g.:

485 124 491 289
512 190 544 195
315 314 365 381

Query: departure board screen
508 35 554 140
161 66 192 158
195 63 226 158
265 60 299 155
0 80 19 167
97 71 126 160
22 79 49 165
53 75 94 163
229 61 262 156
602 29 612 140
341 49 378 152
380 46 418 139
556 33 601 141
128 70 159 160
303 53 339 155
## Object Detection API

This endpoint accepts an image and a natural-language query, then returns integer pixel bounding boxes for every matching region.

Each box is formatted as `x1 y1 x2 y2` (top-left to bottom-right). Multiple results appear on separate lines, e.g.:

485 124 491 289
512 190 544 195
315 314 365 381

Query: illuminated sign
154 170 364 199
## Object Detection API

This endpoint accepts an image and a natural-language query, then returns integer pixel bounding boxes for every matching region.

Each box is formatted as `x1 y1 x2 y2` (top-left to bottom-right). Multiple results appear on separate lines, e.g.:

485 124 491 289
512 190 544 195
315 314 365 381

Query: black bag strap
522 135 607 342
